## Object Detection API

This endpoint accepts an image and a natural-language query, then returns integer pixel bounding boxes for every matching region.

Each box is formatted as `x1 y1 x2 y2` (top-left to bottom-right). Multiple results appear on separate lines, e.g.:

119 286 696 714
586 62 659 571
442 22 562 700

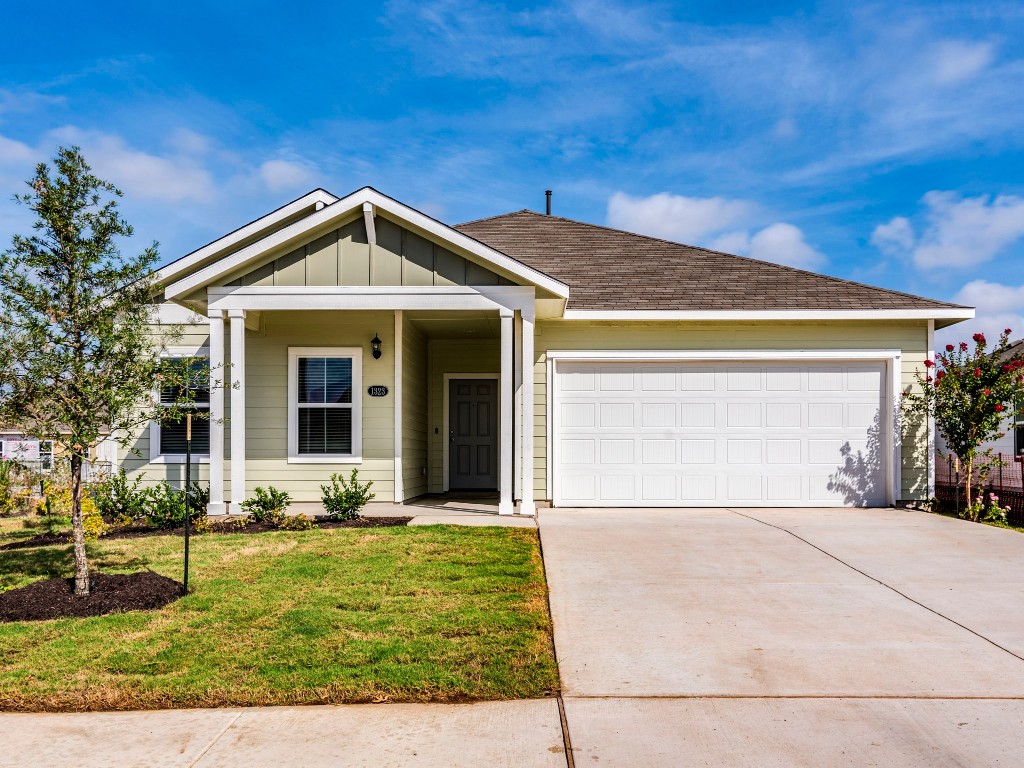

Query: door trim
442 373 500 493
547 349 902 507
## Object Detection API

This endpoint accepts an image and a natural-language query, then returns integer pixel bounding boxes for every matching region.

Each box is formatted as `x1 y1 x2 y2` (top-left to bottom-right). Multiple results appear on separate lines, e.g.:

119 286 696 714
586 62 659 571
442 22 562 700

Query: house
122 187 974 514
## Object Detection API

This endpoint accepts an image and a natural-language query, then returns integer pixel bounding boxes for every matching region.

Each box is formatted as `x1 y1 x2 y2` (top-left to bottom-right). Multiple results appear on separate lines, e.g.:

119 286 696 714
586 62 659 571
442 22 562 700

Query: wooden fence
935 453 1024 526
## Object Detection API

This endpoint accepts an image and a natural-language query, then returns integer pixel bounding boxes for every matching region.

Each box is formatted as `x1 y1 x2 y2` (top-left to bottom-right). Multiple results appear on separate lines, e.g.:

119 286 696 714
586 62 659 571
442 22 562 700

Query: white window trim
150 346 211 465
288 346 363 464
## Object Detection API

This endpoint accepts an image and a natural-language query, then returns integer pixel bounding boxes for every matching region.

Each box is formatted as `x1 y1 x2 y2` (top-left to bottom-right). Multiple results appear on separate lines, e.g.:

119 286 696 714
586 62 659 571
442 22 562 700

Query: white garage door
553 360 889 507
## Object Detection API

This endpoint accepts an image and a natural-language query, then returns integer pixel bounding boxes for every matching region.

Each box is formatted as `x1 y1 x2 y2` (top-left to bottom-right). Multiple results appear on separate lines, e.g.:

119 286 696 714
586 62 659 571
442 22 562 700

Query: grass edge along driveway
0 524 558 711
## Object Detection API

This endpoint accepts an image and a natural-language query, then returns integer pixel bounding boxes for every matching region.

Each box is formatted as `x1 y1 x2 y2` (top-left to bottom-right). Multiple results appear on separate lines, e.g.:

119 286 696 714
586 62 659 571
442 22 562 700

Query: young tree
0 146 201 595
903 329 1024 520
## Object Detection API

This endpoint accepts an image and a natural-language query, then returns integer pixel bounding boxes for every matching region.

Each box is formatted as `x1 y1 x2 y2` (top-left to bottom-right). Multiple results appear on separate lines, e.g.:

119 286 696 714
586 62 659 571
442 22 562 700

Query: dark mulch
0 572 183 623
0 516 414 551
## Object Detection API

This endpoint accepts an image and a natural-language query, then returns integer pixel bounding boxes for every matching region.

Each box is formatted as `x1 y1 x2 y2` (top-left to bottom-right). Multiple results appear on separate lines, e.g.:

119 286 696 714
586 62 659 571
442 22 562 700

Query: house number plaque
367 385 389 397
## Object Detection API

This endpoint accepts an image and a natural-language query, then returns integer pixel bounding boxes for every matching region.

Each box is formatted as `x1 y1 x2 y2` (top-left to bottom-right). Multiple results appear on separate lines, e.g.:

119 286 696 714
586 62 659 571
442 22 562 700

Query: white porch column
520 310 535 516
208 311 227 515
513 311 523 501
228 309 247 514
394 309 404 503
499 309 514 515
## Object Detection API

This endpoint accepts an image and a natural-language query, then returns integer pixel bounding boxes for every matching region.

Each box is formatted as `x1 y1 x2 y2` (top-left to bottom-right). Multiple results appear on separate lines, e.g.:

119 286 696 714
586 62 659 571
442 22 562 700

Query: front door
449 379 498 490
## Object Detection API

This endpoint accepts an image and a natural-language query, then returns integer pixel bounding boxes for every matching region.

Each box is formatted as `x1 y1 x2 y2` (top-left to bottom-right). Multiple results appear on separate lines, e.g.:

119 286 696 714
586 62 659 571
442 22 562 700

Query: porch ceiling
407 310 500 339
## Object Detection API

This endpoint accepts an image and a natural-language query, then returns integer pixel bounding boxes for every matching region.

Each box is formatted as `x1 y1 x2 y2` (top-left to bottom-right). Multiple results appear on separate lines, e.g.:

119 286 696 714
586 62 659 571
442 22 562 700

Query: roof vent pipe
545 189 552 215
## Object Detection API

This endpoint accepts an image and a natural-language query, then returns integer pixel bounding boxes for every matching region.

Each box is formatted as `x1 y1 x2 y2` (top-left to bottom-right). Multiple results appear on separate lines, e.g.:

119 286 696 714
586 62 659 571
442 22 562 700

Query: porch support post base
207 501 227 516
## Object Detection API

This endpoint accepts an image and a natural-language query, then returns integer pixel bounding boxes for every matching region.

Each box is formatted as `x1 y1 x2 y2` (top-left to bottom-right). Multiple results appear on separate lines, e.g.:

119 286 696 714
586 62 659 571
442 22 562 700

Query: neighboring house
124 187 973 514
0 431 54 469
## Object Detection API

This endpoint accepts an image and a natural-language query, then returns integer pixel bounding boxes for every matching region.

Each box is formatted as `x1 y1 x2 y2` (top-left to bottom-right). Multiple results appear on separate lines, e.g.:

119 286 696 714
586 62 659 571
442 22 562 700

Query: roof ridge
454 209 536 227
457 210 967 310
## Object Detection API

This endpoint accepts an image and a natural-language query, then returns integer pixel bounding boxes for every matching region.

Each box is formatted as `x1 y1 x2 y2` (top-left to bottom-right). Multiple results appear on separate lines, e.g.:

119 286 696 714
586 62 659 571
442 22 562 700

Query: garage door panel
554 360 887 508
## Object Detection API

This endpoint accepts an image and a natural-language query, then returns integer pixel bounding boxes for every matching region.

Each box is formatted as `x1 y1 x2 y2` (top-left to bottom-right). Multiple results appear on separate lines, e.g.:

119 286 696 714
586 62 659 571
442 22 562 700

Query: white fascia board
165 187 569 301
546 348 902 362
157 189 338 286
560 308 975 321
206 285 536 313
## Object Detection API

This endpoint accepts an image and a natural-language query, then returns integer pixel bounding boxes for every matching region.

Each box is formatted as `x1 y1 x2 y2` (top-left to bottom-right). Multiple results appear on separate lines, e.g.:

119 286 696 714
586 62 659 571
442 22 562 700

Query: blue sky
2 1 1023 343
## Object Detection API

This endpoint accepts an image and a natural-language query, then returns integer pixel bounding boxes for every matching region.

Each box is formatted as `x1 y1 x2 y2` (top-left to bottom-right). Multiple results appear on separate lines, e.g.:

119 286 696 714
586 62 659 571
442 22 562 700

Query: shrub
81 498 108 541
147 481 209 530
241 486 292 526
278 513 315 531
321 469 374 520
91 469 152 524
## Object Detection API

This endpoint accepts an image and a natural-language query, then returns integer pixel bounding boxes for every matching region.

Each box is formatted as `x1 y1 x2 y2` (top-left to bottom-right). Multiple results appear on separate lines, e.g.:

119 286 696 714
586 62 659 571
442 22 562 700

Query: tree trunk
70 453 90 596
964 456 975 521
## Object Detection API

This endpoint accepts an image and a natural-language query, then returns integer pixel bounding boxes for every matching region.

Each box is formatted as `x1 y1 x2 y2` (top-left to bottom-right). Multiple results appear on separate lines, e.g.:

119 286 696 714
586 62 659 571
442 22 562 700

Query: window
289 348 362 462
154 356 210 460
39 440 53 470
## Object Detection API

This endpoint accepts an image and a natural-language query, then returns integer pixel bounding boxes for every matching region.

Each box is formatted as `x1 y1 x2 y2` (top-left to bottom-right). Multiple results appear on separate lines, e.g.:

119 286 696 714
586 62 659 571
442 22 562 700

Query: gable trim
164 187 569 301
158 189 338 286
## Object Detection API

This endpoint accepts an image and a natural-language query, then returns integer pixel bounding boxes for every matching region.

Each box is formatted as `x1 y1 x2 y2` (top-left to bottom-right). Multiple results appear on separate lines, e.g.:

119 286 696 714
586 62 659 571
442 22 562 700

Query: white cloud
606 191 755 242
258 159 316 193
870 216 915 256
48 127 215 204
935 279 1024 350
873 191 1024 269
713 222 825 269
930 40 995 86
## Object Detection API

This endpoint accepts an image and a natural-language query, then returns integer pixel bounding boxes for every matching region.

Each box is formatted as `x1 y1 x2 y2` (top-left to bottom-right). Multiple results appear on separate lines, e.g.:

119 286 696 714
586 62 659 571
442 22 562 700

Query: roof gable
164 188 568 301
228 213 517 289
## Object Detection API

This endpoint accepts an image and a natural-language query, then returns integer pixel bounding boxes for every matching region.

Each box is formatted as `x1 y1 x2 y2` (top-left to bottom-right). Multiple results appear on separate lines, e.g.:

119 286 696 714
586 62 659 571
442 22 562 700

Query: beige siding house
125 187 973 514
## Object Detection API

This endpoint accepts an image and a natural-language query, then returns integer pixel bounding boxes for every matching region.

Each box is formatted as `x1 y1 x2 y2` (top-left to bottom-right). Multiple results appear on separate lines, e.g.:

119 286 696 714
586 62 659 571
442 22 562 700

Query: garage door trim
546 349 902 507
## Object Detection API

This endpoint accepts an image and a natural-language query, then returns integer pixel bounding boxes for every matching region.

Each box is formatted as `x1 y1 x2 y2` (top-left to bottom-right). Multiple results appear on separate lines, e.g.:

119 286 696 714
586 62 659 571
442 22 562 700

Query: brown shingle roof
455 210 965 312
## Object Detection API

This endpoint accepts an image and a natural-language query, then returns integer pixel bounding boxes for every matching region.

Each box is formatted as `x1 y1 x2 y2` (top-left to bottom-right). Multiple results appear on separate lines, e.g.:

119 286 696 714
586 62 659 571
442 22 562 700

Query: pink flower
983 388 991 396
1005 328 1013 336
960 342 969 351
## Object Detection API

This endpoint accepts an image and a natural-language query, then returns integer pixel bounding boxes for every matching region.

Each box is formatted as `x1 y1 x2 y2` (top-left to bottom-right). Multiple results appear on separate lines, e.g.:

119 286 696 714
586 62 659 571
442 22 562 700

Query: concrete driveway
540 506 1024 766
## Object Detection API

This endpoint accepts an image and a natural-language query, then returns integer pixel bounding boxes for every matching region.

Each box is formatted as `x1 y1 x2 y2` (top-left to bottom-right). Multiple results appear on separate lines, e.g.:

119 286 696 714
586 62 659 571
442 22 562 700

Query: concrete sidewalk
0 700 565 768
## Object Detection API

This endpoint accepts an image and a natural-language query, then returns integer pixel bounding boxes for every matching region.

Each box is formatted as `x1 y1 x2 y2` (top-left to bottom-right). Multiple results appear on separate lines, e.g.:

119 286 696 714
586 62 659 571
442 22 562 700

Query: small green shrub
91 469 152 523
147 481 209 529
321 469 374 520
241 486 292 526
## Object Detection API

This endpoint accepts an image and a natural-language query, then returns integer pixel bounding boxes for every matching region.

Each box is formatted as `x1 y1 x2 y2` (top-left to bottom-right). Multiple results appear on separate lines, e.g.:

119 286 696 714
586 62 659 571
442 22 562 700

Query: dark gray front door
449 379 498 490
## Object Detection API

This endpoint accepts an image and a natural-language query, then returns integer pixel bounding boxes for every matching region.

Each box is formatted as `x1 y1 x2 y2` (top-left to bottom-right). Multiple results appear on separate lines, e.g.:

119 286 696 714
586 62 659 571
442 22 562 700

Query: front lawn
0 518 557 711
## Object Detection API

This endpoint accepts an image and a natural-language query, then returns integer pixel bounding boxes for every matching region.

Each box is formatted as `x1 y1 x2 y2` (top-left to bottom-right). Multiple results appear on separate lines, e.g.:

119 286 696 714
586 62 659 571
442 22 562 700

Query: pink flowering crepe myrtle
903 327 1024 518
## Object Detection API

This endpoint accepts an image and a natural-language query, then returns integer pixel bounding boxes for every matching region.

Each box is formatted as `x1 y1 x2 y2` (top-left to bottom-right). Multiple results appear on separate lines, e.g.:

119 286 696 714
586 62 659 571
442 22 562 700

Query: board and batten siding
532 319 931 503
224 214 517 290
426 339 500 493
402 315 428 499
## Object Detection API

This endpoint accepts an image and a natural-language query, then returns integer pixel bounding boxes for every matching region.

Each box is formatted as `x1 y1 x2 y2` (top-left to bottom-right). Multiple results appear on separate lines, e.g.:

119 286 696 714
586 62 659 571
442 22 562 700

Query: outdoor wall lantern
371 333 383 360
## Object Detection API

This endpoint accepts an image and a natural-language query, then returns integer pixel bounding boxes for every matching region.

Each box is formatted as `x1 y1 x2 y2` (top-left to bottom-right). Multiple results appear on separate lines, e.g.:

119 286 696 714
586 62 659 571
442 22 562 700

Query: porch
202 292 537 517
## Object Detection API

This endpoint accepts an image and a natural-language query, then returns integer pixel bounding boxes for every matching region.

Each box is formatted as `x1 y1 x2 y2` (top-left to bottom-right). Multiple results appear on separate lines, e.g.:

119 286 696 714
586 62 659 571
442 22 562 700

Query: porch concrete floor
289 496 536 527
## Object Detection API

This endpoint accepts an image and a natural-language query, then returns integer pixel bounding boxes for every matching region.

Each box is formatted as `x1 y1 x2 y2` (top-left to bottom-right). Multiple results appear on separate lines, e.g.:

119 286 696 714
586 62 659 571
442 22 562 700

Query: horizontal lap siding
122 312 398 502
533 320 930 503
244 311 396 501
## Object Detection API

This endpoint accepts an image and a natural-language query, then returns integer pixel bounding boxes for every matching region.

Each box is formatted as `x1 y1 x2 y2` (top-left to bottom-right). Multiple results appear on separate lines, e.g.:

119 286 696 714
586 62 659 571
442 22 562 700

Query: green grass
0 517 558 711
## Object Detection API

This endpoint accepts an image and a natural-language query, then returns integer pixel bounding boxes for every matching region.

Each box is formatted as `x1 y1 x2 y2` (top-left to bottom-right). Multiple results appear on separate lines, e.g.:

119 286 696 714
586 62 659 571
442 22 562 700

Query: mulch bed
0 516 414 551
0 572 183 623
